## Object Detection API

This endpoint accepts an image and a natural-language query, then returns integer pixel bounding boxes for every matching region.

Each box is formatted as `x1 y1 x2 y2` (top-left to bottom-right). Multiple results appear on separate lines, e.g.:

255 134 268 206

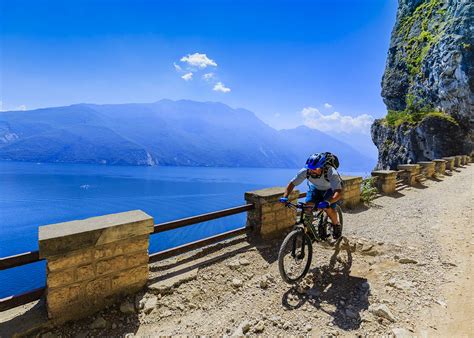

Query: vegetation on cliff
396 0 448 77
381 95 459 128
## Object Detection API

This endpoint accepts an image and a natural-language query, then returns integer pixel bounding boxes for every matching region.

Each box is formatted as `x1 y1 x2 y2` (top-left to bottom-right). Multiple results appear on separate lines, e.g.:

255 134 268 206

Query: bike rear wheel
278 229 313 284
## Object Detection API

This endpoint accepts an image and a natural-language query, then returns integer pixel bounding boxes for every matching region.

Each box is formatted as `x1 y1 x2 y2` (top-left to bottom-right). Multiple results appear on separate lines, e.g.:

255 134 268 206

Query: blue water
0 161 368 298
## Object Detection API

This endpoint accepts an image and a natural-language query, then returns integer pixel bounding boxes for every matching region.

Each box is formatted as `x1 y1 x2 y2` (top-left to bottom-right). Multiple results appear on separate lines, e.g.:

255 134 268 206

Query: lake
0 161 369 298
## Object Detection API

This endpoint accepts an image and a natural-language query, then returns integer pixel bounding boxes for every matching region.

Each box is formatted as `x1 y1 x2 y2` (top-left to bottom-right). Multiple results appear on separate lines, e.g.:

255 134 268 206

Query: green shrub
382 94 459 128
361 177 378 204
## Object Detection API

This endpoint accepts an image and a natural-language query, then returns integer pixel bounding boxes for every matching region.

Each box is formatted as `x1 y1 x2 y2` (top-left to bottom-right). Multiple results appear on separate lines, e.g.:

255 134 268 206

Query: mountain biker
279 153 343 239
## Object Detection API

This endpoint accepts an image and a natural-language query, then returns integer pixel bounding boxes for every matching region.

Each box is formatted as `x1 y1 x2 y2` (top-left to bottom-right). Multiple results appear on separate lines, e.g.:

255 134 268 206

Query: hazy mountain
0 100 375 170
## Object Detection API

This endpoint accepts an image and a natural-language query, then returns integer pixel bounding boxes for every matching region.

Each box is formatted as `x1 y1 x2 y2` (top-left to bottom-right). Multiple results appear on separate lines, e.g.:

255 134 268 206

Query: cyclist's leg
304 186 317 215
322 189 340 225
322 189 342 239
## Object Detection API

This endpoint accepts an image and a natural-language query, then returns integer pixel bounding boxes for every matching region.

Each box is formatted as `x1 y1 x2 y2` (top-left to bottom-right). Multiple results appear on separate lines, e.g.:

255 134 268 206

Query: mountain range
0 100 375 171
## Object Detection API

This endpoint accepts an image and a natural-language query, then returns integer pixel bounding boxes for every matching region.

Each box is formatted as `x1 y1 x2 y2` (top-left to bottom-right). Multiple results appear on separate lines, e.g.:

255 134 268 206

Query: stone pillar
341 176 363 208
245 187 299 239
39 210 154 323
454 155 462 167
442 157 455 170
371 170 397 194
433 159 446 175
397 164 420 185
418 161 435 178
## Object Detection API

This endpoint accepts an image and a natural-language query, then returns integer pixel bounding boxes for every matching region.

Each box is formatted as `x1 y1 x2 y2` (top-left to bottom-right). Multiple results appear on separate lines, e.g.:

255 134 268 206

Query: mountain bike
277 201 343 284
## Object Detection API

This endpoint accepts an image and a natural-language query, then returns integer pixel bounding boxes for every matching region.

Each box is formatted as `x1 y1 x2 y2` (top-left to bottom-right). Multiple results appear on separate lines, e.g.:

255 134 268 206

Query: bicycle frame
284 201 325 235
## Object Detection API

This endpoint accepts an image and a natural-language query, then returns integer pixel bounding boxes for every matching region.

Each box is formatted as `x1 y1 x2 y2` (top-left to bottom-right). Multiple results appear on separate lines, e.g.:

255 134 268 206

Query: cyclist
279 153 343 239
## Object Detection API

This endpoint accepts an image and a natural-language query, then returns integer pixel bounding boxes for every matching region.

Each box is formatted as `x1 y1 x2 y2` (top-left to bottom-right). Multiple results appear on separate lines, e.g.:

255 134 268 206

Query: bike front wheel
278 228 313 284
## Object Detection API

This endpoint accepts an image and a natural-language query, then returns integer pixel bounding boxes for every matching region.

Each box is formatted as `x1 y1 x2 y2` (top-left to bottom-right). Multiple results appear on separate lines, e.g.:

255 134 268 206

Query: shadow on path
281 237 369 331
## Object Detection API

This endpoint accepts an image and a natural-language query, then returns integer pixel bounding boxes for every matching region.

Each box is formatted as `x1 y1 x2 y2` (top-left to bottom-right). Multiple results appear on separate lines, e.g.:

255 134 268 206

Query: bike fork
292 232 306 259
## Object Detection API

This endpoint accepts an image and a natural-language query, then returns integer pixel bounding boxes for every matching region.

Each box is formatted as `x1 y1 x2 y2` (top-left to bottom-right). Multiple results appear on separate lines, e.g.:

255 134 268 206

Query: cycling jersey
290 166 342 191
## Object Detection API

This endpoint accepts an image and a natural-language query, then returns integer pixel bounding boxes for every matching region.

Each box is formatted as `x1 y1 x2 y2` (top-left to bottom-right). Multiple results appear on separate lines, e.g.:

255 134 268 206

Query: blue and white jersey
290 167 342 191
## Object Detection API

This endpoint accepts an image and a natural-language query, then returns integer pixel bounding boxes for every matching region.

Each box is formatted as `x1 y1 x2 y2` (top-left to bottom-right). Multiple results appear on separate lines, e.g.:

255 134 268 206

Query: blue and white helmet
305 153 326 170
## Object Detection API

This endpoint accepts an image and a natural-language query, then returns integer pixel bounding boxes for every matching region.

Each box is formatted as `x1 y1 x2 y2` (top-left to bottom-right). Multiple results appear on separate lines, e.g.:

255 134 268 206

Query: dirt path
13 165 474 337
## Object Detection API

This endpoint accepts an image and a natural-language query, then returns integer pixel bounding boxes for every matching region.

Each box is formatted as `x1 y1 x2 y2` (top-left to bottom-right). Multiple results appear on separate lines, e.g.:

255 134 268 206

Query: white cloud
180 53 217 69
213 82 231 93
301 107 374 134
202 72 215 81
181 72 193 81
324 103 333 109
173 62 182 72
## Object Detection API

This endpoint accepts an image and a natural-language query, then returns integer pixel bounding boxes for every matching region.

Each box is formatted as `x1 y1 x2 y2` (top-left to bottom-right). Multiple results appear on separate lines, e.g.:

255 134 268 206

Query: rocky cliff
372 0 473 169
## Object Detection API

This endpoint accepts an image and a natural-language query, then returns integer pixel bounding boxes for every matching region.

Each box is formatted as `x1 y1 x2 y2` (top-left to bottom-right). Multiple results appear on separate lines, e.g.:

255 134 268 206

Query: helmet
305 153 326 170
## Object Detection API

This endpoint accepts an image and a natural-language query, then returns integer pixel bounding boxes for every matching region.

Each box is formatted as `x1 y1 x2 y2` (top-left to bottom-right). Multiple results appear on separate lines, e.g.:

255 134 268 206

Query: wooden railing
1 195 307 312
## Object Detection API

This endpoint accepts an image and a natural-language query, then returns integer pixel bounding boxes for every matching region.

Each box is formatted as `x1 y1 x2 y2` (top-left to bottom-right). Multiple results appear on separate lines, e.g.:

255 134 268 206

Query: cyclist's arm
283 182 295 198
328 189 343 204
327 167 343 203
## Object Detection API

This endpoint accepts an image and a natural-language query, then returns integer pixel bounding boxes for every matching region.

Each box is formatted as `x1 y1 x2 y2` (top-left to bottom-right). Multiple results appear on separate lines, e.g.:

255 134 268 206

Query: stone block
127 251 150 268
397 164 420 172
85 276 112 298
418 161 435 177
39 210 154 258
96 255 127 276
397 164 420 185
47 283 81 309
260 222 278 236
111 265 148 293
341 176 363 186
261 213 275 224
371 170 397 194
433 159 446 174
244 187 287 204
39 210 154 323
454 155 462 167
245 187 299 238
48 269 76 288
47 249 93 272
343 197 360 208
76 264 95 282
442 157 455 170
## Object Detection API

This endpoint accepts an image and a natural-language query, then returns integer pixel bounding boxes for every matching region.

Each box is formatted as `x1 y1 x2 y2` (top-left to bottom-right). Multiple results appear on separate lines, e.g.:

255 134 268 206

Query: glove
317 200 330 209
279 197 289 203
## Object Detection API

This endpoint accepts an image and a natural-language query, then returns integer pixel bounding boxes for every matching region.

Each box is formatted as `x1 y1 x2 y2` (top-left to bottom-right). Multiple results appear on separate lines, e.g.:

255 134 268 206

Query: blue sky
1 0 397 139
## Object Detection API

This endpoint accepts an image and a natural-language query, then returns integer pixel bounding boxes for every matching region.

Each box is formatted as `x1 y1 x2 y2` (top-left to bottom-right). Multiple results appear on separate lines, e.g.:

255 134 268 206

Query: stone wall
371 170 397 194
39 210 154 323
443 157 455 170
341 176 363 208
418 161 435 178
398 164 420 185
433 159 447 174
245 187 299 239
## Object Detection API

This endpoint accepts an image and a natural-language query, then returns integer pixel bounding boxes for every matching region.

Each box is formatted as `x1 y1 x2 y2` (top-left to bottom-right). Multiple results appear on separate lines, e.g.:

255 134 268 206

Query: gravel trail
38 165 474 337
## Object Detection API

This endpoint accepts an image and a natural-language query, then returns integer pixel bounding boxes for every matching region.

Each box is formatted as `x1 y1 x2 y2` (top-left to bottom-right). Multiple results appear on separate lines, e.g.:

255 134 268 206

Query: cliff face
372 0 473 169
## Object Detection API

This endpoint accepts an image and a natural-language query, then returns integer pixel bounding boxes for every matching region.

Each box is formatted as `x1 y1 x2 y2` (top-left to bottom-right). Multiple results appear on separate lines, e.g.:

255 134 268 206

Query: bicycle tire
278 228 313 284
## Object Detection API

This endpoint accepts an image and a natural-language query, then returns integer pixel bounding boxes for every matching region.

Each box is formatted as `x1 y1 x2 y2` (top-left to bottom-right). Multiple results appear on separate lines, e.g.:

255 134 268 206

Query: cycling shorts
305 187 338 208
